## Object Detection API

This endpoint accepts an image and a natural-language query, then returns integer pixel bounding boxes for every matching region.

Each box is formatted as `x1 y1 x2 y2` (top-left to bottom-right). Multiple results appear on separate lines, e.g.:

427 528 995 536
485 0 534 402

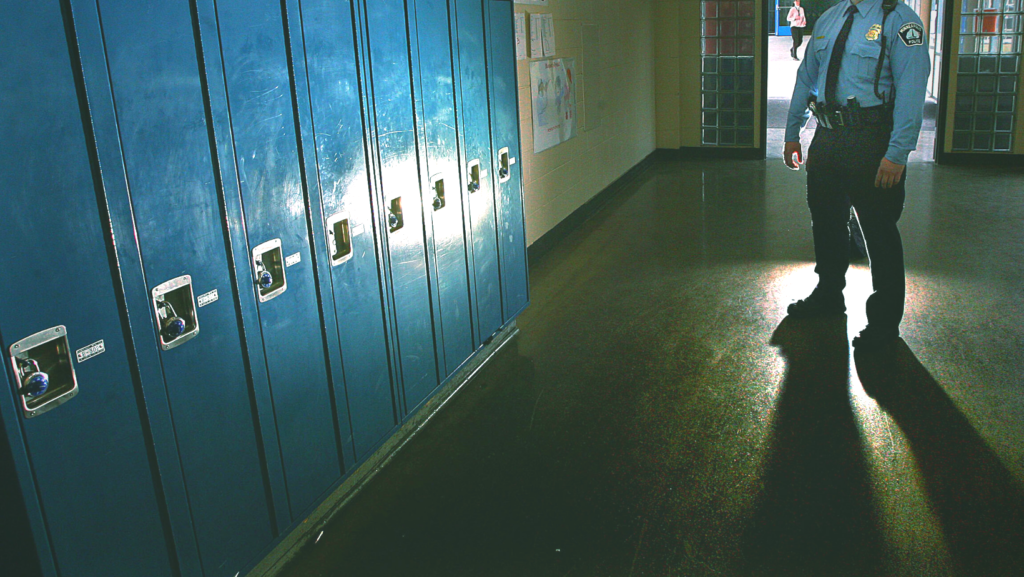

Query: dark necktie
824 5 858 107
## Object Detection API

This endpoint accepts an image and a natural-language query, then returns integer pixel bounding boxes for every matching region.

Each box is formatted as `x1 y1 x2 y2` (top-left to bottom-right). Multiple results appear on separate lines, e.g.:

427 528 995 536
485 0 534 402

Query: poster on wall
561 58 577 142
529 58 576 153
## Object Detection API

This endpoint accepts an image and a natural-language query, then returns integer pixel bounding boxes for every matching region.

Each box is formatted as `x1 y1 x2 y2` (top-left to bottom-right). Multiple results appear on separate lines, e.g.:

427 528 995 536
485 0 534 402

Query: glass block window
953 0 1021 152
701 0 757 147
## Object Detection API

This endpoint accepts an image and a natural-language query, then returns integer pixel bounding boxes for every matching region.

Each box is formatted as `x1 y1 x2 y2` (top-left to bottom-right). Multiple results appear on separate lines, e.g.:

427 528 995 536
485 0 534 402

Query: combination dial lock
16 358 49 399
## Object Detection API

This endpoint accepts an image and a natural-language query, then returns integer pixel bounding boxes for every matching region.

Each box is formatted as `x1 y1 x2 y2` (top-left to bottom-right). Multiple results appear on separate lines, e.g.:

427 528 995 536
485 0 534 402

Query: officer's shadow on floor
742 316 888 577
855 343 1024 575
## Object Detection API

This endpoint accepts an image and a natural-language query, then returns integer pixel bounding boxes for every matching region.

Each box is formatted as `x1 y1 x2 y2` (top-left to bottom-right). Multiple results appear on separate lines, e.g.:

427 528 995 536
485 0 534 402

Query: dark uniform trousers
806 122 906 333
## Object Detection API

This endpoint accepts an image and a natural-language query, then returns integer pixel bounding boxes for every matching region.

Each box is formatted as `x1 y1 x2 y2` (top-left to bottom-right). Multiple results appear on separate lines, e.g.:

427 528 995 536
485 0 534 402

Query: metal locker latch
9 326 79 418
467 160 481 193
498 147 515 183
325 212 354 266
388 197 404 232
252 239 287 302
430 175 446 211
152 275 200 350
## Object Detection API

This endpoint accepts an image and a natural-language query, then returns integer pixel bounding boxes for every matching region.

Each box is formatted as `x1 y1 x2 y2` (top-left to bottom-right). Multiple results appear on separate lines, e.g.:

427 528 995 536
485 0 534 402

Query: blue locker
0 4 172 576
410 0 476 376
488 0 531 321
210 0 342 518
453 0 505 343
362 0 441 412
87 0 276 572
293 0 399 459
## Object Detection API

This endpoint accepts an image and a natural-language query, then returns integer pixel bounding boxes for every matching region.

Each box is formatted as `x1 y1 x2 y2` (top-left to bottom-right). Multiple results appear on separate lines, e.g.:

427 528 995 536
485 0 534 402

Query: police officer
783 0 930 349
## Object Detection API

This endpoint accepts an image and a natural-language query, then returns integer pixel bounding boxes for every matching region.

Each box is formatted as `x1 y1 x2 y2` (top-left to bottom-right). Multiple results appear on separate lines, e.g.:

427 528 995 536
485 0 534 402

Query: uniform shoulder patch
898 22 924 47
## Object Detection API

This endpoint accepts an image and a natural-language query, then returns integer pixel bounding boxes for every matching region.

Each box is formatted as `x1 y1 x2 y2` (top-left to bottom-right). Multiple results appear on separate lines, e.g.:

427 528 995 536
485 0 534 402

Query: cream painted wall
515 0 657 245
655 0 764 149
655 0 703 148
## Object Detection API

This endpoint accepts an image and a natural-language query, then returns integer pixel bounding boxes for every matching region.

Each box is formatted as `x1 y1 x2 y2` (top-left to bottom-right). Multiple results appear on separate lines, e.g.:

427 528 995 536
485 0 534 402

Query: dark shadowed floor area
278 157 1024 576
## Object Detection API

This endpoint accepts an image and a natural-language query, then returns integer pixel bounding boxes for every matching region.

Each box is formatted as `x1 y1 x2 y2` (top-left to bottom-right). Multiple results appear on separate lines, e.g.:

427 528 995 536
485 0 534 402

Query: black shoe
852 326 899 350
791 47 799 60
787 290 845 319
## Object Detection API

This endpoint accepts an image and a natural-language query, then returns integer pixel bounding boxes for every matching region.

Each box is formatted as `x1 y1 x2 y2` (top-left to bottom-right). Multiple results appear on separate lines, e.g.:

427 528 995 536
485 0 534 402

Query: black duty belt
809 100 893 130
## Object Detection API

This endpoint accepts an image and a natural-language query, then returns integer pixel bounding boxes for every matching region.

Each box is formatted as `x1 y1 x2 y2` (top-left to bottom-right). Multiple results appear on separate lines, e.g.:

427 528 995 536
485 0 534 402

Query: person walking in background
788 0 807 59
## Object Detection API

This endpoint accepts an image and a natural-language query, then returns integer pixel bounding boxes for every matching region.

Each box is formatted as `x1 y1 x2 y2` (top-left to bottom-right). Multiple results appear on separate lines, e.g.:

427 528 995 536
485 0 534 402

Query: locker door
363 0 441 412
211 0 342 518
0 5 172 576
410 0 476 376
90 1 275 572
488 0 531 321
296 0 399 459
454 0 505 343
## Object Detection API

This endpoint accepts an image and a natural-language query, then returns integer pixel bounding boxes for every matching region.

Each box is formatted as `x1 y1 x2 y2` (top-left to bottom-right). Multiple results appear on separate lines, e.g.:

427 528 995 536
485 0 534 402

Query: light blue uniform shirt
786 0 931 165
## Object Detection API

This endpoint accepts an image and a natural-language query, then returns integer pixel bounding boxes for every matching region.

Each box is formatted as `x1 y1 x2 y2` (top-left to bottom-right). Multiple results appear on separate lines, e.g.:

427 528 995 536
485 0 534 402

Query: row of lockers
0 0 527 576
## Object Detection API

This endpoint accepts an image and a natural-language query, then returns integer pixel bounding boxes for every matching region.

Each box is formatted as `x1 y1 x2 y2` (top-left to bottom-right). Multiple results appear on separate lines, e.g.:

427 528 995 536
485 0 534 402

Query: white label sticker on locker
76 340 106 363
352 223 365 236
285 252 301 267
197 289 219 308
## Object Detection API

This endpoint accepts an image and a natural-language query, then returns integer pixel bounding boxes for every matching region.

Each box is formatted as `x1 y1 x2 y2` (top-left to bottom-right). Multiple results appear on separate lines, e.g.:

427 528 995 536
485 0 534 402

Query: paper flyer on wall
530 58 576 153
514 13 527 60
542 14 556 57
529 13 544 58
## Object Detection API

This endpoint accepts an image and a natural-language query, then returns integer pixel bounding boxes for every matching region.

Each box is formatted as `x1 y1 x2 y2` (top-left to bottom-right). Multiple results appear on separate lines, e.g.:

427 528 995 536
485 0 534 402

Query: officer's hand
874 158 905 189
784 141 803 170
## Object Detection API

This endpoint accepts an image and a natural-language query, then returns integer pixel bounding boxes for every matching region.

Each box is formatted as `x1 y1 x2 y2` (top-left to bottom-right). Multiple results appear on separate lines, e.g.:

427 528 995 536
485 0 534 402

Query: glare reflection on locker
454 0 505 343
410 0 476 377
362 0 441 412
299 0 400 458
2 0 534 574
212 0 342 518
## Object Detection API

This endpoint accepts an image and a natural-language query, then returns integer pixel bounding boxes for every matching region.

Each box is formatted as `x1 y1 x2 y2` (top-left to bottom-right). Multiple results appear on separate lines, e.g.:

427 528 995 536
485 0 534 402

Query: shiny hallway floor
280 158 1024 576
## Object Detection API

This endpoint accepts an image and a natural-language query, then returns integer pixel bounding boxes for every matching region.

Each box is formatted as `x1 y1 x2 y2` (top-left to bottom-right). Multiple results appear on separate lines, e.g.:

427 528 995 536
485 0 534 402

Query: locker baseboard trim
527 151 657 266
247 320 520 577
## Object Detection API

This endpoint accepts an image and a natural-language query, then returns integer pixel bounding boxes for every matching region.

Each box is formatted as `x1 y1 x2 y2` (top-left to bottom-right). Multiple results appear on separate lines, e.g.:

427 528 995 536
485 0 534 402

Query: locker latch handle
9 325 79 418
467 160 481 193
430 175 446 211
498 147 514 183
252 239 287 302
326 212 354 266
151 275 200 350
16 358 49 399
388 197 404 232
